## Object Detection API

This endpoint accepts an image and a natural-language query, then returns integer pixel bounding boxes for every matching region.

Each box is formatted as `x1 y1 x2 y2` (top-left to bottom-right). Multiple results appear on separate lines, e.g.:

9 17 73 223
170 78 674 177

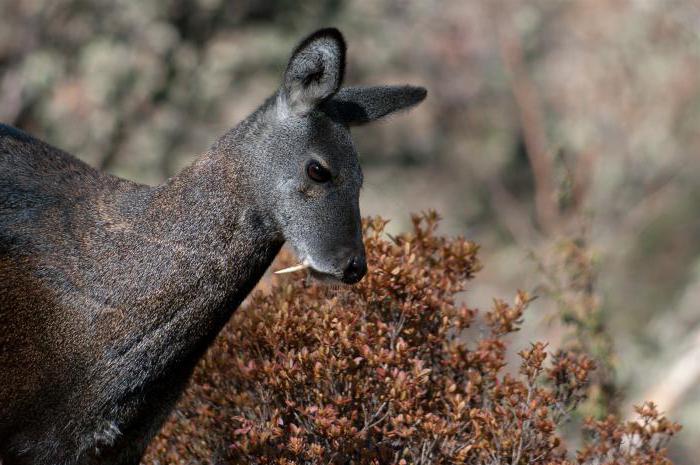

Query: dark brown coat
0 123 283 463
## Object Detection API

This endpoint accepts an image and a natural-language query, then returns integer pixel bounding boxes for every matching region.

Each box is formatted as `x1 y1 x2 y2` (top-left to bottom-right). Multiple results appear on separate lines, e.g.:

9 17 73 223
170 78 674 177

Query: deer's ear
323 86 427 126
281 28 346 116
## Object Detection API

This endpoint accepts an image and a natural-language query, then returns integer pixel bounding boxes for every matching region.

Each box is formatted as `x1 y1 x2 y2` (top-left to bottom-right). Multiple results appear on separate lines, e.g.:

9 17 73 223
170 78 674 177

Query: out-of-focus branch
486 177 541 246
494 6 558 235
618 171 682 240
637 325 700 416
572 149 596 213
0 70 25 123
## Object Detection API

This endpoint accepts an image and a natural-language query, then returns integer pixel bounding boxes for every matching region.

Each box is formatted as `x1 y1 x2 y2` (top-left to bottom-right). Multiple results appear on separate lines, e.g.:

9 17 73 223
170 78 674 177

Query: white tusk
274 263 310 274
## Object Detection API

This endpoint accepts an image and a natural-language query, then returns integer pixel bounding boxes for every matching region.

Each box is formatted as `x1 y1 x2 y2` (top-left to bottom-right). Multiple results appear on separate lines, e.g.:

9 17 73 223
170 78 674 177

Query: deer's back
0 124 137 460
0 124 121 295
0 124 108 212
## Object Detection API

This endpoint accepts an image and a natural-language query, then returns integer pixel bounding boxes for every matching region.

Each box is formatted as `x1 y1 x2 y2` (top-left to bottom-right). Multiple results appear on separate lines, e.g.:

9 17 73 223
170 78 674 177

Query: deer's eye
306 160 332 183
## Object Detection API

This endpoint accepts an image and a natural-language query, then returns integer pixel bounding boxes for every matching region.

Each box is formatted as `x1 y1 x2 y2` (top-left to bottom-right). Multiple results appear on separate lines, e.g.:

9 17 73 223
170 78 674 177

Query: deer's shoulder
0 124 123 255
0 123 106 190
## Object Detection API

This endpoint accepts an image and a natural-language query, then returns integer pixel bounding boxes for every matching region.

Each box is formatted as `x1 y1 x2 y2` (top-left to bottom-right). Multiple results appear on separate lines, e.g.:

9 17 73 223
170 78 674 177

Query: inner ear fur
282 28 346 115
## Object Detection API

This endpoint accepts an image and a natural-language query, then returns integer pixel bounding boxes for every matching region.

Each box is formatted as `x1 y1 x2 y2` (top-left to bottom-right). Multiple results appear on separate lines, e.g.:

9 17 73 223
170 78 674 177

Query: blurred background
1 0 699 462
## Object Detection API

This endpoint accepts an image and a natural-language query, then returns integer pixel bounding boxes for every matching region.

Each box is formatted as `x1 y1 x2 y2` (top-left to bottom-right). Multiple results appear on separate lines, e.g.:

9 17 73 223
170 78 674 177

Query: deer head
234 28 426 284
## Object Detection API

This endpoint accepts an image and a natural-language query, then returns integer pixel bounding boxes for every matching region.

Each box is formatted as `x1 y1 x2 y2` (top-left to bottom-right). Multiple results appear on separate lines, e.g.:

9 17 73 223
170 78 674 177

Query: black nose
342 255 367 284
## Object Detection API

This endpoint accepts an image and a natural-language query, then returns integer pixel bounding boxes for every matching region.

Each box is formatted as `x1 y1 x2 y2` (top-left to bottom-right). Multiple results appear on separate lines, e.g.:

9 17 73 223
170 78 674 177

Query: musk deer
0 28 426 464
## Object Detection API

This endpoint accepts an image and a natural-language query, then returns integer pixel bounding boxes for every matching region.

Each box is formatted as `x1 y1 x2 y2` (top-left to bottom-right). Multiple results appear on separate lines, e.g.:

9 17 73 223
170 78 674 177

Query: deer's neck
93 148 282 403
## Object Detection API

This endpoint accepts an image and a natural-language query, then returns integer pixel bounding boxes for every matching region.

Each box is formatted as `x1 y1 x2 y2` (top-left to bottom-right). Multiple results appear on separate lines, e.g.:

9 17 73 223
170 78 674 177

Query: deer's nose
342 255 367 284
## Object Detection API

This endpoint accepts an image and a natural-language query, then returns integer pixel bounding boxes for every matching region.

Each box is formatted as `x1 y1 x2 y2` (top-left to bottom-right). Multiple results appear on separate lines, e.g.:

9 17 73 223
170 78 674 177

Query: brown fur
0 125 284 464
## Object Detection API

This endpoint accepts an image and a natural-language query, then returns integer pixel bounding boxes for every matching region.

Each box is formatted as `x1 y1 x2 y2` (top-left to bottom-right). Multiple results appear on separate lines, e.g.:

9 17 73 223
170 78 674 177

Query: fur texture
0 28 426 465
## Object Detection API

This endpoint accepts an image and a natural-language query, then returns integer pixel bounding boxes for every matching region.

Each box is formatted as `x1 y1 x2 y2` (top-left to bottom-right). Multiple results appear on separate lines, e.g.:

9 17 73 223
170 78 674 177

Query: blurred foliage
535 235 620 420
2 0 700 462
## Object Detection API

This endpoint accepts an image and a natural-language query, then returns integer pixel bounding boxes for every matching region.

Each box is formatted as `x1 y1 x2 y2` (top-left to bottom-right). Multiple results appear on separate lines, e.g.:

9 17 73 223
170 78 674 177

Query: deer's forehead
312 127 354 155
279 115 356 161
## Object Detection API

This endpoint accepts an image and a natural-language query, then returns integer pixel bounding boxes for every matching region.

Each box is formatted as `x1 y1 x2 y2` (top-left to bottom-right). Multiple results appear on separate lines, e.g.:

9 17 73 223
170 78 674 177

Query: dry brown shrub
144 212 679 465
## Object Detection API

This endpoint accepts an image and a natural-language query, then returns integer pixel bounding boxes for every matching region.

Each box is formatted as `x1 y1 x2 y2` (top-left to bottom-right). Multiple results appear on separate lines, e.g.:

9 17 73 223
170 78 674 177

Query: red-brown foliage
144 213 679 464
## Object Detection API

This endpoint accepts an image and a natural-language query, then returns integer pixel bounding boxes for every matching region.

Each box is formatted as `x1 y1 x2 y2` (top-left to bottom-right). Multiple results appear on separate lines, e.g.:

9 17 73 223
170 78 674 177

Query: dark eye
306 160 332 183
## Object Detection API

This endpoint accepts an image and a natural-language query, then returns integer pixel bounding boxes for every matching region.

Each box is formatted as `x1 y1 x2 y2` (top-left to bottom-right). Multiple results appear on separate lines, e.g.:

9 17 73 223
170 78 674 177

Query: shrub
144 212 679 464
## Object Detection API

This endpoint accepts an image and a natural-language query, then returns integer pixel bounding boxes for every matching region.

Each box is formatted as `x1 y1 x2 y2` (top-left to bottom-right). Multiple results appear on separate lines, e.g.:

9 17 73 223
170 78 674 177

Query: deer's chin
308 267 345 284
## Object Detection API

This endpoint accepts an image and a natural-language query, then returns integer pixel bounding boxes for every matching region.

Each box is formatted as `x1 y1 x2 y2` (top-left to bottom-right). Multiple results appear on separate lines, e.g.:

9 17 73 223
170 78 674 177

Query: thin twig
493 2 558 234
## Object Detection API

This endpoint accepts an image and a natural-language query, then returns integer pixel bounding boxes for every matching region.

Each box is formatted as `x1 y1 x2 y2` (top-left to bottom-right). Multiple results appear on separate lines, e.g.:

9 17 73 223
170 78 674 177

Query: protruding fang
274 263 310 274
